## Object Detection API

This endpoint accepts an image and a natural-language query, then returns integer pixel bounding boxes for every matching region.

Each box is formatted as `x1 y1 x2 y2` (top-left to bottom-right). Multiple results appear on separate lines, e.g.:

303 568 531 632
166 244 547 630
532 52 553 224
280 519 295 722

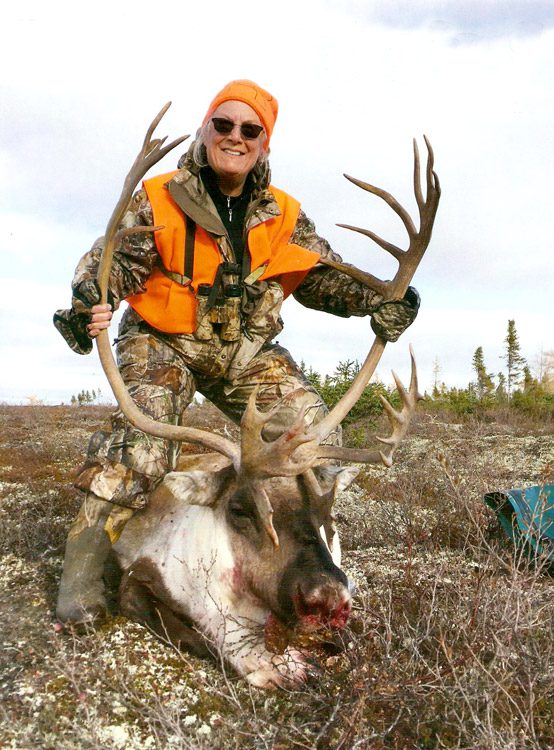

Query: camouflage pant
76 306 339 509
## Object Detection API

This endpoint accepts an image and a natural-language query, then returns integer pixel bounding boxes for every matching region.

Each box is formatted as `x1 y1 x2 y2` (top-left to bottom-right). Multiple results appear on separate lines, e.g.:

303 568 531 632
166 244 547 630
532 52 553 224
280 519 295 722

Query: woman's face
204 100 266 189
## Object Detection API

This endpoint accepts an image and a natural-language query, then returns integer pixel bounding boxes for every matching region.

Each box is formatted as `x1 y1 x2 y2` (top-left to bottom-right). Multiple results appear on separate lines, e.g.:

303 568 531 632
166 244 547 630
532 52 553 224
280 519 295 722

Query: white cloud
329 0 554 41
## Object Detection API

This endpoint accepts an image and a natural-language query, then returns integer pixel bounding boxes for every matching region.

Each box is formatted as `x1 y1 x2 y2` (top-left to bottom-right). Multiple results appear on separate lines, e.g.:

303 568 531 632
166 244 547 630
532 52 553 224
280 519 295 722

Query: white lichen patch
0 481 28 496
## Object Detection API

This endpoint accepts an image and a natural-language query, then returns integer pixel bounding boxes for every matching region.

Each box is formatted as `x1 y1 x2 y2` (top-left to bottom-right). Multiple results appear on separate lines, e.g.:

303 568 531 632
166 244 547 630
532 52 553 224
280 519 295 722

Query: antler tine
239 387 276 471
426 141 441 210
408 344 423 400
251 483 280 549
343 174 418 237
335 224 404 262
316 350 422 467
413 138 423 209
416 136 441 247
375 358 422 465
375 372 411 446
142 101 171 151
95 105 240 464
423 134 436 179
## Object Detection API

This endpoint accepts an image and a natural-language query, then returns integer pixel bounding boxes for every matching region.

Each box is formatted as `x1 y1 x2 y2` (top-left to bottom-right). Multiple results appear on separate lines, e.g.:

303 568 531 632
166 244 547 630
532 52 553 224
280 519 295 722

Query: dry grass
0 403 553 749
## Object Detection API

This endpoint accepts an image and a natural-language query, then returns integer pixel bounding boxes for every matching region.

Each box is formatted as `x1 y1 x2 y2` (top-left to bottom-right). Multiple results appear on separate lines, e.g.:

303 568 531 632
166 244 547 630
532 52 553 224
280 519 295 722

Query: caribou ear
163 465 234 508
313 465 360 499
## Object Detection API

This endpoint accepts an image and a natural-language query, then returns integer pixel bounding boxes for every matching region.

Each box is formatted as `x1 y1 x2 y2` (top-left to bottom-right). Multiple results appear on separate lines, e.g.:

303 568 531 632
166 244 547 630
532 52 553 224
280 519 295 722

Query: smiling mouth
223 149 244 157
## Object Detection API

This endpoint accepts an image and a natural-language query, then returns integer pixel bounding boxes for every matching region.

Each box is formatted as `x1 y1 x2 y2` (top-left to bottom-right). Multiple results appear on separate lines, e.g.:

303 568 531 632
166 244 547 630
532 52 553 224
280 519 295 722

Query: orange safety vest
126 172 321 334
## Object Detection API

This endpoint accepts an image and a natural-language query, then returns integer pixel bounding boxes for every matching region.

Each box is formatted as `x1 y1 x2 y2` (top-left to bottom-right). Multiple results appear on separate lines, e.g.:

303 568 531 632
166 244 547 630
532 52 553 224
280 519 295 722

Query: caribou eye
227 489 263 537
227 495 260 534
228 502 252 519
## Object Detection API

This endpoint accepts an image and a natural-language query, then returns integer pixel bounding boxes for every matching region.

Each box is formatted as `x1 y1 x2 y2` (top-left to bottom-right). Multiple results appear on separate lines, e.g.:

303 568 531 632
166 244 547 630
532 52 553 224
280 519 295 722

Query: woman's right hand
87 304 113 338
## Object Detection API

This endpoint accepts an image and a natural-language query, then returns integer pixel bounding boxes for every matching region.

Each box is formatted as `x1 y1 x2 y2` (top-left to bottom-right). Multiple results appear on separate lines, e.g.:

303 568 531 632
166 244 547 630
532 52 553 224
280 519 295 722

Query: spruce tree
432 357 442 398
522 365 537 393
502 320 526 397
472 346 494 401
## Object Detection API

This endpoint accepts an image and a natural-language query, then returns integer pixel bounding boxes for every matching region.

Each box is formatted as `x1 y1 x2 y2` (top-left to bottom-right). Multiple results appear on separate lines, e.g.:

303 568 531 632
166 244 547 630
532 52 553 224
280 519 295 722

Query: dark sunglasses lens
212 118 234 134
240 123 264 139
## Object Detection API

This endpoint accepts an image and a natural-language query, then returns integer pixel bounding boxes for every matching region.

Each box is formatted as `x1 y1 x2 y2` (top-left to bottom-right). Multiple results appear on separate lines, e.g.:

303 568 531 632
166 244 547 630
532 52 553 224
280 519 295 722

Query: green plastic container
484 485 554 567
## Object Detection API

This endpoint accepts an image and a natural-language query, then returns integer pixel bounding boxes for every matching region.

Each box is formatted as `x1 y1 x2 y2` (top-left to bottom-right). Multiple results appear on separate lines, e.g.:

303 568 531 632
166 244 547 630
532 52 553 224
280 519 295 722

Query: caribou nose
294 582 352 629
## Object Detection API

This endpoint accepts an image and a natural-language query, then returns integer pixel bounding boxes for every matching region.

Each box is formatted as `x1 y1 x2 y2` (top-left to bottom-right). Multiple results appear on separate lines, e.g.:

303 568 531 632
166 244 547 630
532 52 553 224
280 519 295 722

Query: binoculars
195 280 242 342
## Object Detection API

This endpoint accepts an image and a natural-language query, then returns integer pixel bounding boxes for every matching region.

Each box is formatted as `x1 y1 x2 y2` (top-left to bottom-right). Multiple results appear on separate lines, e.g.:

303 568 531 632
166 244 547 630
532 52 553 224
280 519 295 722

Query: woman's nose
227 124 243 141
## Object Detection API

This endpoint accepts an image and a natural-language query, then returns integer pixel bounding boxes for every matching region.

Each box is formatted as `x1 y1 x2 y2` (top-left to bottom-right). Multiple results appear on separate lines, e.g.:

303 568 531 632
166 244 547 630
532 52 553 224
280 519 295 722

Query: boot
56 510 112 625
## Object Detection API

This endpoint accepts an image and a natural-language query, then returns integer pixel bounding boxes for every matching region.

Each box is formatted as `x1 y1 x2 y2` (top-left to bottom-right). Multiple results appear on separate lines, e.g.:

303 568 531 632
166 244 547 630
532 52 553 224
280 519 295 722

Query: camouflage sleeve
53 189 159 354
290 210 383 317
71 189 158 307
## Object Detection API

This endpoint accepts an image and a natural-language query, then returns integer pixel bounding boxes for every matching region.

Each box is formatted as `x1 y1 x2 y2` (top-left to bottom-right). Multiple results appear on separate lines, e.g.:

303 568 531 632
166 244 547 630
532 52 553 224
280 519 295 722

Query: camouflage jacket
54 144 383 355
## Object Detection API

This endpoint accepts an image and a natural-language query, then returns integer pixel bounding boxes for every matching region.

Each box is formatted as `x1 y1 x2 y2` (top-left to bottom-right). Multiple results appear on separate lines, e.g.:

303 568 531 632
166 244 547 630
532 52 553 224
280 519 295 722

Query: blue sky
1 0 553 403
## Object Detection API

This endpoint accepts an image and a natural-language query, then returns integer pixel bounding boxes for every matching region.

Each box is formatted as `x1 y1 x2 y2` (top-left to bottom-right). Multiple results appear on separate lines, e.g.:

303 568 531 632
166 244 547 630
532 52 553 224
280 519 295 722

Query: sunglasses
211 117 264 140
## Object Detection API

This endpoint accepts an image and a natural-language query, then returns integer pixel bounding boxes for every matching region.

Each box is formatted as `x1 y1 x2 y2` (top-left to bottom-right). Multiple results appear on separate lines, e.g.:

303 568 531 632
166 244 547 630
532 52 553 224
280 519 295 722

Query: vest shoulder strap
184 215 196 281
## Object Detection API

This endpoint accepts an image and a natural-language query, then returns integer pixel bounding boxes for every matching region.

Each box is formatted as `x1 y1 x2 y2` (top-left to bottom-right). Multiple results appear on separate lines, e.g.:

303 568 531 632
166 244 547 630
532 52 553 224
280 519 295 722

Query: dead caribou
92 105 440 688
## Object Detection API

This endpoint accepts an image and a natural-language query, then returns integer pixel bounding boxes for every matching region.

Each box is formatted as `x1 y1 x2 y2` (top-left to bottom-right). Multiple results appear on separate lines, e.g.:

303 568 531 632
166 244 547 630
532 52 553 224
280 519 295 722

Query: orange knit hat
203 80 278 147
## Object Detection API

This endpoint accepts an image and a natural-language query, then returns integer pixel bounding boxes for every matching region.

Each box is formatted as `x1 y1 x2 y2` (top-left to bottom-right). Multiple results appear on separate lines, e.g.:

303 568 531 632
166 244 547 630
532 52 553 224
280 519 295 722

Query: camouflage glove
370 286 420 343
53 280 113 355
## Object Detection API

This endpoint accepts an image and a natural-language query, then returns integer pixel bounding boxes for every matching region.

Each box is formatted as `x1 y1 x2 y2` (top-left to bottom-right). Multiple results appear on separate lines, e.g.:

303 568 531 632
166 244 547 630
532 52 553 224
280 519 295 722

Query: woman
54 80 418 623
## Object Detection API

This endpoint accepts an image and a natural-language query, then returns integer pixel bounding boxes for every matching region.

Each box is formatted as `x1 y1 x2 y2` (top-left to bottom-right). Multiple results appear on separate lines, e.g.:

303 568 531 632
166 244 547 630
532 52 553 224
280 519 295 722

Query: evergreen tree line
70 388 102 406
301 320 553 423
432 320 553 417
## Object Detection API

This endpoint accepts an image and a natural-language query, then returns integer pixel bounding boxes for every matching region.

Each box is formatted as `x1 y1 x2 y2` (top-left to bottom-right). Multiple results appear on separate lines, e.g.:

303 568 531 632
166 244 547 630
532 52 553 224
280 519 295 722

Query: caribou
93 105 440 688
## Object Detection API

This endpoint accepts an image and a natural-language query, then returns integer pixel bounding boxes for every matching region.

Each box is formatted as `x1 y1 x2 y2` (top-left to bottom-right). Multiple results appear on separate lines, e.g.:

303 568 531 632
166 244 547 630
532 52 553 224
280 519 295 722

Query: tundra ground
0 402 553 749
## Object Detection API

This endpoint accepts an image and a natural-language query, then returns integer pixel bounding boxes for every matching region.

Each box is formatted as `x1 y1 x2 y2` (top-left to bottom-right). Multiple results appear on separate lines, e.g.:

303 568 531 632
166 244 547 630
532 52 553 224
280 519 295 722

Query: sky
1 0 553 405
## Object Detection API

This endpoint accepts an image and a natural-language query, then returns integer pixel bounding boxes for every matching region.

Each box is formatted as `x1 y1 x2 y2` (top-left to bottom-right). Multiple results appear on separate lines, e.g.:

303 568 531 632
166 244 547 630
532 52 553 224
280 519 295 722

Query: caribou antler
318 136 440 300
305 136 440 451
95 104 241 467
235 140 439 481
240 389 321 479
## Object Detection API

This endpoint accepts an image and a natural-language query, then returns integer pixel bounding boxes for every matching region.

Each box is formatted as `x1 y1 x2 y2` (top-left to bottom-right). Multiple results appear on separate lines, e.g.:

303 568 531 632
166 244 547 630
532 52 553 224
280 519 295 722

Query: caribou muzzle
263 557 351 656
278 542 352 631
